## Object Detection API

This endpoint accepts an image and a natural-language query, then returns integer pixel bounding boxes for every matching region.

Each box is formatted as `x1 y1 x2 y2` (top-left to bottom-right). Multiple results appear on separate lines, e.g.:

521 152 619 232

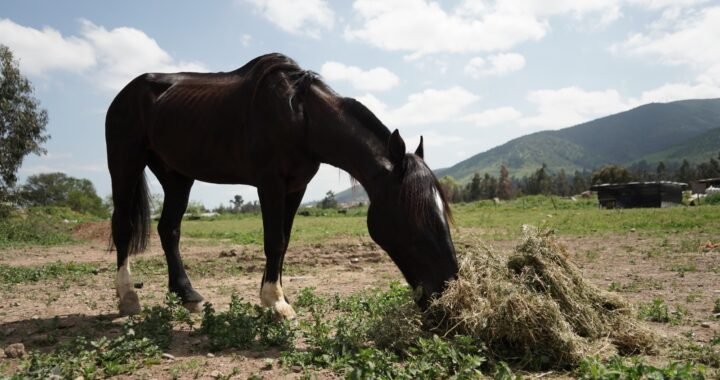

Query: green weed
577 356 706 379
0 261 99 284
638 298 684 325
200 294 295 351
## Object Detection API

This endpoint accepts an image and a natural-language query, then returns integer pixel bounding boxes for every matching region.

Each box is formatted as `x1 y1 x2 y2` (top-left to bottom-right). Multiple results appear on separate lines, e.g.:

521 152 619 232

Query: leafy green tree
18 172 107 217
438 175 461 203
526 164 552 195
591 165 632 185
554 169 570 196
319 190 338 209
480 173 497 199
230 194 244 213
0 45 49 204
571 170 587 194
466 173 482 201
677 159 695 183
497 165 512 200
656 161 666 180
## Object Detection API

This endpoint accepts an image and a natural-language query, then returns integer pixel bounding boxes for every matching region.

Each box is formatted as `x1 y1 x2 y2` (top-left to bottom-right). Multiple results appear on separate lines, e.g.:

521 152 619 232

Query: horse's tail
127 172 151 254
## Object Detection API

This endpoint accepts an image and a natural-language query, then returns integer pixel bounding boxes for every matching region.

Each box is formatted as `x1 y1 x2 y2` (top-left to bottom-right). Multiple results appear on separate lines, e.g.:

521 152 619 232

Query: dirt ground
0 222 718 379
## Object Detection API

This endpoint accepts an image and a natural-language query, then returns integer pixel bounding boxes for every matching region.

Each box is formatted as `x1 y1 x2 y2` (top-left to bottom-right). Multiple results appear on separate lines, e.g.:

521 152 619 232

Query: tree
677 159 695 183
0 45 49 203
656 161 666 180
466 173 482 201
438 175 461 203
591 165 632 185
497 165 512 200
18 172 107 217
230 194 244 213
525 164 552 195
480 173 497 199
554 169 570 196
319 190 338 209
572 170 587 194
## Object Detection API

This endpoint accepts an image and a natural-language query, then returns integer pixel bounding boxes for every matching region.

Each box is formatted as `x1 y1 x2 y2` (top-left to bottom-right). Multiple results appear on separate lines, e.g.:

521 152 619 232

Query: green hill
437 98 720 182
333 98 720 204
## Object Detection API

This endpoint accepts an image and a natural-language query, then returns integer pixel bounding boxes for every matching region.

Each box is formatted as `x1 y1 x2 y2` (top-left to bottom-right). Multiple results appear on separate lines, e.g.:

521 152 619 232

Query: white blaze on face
434 188 445 222
261 281 296 319
116 258 133 298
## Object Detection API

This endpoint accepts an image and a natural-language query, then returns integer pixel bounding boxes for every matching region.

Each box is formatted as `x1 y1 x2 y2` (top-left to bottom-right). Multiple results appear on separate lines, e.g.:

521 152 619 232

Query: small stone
604 277 611 281
11 301 19 307
210 370 223 378
162 353 175 360
700 322 711 328
291 365 302 373
350 257 360 264
31 315 39 320
133 282 144 289
4 343 26 358
206 352 215 358
630 228 636 232
74 376 85 380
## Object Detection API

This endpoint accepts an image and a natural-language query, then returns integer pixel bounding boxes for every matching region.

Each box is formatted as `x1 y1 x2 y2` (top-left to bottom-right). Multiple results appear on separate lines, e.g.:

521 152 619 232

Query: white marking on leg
261 281 296 319
116 259 132 298
116 258 140 315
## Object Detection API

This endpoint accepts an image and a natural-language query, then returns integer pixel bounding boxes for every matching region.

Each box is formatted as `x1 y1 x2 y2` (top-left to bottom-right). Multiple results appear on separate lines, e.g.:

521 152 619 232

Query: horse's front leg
257 186 306 319
155 174 204 312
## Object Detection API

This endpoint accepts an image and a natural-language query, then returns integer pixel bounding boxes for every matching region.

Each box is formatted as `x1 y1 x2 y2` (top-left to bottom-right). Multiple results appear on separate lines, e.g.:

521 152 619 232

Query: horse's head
367 130 459 310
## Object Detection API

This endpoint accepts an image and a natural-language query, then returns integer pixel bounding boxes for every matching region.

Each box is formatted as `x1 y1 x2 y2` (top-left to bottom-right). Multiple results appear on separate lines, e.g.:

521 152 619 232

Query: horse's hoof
183 301 203 313
119 291 141 315
274 302 296 320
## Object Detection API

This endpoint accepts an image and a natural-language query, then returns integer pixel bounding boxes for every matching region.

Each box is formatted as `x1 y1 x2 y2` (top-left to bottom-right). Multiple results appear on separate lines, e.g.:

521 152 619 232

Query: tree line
439 152 720 203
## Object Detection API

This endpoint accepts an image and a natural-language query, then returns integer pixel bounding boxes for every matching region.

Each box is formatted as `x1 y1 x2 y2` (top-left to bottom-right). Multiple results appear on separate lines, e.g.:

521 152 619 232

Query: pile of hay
430 226 654 369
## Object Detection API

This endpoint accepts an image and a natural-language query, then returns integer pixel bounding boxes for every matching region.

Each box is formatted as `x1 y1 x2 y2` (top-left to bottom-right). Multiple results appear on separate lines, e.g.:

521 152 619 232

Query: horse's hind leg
258 186 306 319
109 160 148 316
148 162 204 312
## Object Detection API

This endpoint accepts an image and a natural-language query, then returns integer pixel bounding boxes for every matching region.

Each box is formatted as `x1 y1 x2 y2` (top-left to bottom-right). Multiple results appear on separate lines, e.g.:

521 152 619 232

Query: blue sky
2 0 719 208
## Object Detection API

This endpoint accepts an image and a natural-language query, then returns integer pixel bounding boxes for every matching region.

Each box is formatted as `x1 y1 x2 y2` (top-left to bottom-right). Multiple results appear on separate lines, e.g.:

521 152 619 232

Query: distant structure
690 177 720 194
589 181 687 209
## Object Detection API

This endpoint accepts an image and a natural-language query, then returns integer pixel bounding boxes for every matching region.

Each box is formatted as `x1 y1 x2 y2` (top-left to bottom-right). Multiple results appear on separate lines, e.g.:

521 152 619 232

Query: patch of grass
672 340 720 368
638 298 685 325
576 356 707 379
200 295 296 351
12 294 190 379
0 208 78 248
714 298 720 314
0 261 100 284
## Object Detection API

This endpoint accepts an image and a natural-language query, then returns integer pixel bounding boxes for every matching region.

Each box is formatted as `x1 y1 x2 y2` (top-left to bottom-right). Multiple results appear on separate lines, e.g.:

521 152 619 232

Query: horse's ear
415 136 424 159
388 129 406 166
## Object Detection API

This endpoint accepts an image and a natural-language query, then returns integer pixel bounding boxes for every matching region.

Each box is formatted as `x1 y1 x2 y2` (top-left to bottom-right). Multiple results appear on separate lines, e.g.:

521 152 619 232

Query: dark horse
106 53 458 318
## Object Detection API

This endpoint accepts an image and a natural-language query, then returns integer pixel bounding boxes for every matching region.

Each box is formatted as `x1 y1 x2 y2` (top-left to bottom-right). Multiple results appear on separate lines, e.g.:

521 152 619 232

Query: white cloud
464 53 526 78
0 19 206 91
241 34 253 46
0 18 95 75
462 107 523 126
626 0 710 10
320 61 399 92
79 20 205 90
244 0 334 38
345 0 627 58
612 6 720 104
357 87 480 127
345 0 547 58
520 86 629 129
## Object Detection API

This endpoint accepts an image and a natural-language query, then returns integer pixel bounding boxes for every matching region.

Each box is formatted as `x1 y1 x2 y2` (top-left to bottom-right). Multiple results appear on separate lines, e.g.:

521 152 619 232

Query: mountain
333 98 720 204
437 98 720 182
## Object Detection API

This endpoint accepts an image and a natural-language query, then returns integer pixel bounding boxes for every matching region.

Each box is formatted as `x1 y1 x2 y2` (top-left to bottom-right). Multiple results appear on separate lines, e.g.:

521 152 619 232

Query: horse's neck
306 102 389 197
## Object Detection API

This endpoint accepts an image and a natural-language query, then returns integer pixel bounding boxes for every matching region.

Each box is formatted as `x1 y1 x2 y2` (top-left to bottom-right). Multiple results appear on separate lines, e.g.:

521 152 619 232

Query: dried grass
429 225 655 369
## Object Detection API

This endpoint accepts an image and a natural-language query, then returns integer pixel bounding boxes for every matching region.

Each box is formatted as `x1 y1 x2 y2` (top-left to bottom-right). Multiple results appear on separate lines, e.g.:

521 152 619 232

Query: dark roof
589 181 687 191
